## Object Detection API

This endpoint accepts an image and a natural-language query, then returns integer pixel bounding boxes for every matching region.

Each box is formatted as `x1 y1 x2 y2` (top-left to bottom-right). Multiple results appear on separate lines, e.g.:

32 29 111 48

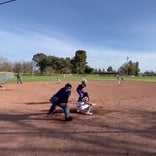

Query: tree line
0 56 33 74
32 50 93 74
1 50 154 76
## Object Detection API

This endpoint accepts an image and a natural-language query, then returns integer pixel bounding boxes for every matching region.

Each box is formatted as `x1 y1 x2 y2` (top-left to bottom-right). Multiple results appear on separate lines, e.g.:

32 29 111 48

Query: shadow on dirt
0 108 156 156
25 101 50 105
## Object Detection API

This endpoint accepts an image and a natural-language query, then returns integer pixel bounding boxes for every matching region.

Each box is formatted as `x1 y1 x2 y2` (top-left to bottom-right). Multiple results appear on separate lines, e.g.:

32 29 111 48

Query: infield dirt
0 80 156 156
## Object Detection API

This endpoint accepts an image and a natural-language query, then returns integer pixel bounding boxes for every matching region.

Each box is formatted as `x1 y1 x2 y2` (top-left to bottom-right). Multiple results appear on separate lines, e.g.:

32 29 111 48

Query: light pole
127 56 129 76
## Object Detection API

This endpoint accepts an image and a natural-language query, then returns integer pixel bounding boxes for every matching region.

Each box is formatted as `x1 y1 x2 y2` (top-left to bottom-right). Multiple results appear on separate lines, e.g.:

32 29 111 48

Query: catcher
77 92 93 115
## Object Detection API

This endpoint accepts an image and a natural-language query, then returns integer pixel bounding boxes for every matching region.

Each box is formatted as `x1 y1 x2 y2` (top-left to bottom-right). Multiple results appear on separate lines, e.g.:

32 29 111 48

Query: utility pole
126 56 129 76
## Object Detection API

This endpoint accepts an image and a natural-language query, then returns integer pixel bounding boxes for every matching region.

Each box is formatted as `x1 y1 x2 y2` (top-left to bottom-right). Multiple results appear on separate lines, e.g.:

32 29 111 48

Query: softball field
0 80 156 156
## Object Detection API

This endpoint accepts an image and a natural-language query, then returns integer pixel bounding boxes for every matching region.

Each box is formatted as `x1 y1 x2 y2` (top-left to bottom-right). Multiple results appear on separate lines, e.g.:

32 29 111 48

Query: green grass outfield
5 74 156 83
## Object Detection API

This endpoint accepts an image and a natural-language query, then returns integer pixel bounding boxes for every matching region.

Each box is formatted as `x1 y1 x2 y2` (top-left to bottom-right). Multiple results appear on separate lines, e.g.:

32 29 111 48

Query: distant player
77 92 93 115
117 75 124 86
16 72 22 84
56 78 61 84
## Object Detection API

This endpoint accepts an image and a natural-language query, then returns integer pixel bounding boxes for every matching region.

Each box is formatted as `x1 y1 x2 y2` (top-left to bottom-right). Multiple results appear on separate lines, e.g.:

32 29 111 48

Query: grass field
6 74 156 83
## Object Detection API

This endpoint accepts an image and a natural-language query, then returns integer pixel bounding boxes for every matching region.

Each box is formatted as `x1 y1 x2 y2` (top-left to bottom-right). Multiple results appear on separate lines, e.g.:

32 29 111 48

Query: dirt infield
0 80 156 156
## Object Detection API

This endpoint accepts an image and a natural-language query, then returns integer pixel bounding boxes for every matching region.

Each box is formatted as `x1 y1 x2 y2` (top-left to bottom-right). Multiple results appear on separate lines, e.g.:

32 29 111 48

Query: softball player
77 92 93 115
117 75 124 86
76 79 87 98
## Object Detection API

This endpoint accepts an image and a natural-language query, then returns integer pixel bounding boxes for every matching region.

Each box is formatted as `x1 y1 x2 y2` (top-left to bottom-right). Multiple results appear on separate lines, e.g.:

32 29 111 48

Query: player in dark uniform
76 79 87 98
16 72 22 84
47 83 73 121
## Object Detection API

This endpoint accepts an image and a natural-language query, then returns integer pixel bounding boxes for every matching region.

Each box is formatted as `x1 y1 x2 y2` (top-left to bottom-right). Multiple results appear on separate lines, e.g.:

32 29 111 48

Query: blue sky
0 0 156 72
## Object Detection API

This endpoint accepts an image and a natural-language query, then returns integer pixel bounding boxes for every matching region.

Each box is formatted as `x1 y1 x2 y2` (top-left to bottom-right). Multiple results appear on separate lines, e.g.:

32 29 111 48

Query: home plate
92 103 97 106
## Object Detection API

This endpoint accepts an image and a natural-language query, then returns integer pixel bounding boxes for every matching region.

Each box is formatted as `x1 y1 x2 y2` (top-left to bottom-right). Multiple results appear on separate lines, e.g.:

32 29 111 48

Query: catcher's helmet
83 92 89 97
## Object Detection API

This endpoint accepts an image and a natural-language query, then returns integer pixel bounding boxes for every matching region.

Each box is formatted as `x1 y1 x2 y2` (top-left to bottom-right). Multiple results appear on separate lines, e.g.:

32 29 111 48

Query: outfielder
117 75 124 86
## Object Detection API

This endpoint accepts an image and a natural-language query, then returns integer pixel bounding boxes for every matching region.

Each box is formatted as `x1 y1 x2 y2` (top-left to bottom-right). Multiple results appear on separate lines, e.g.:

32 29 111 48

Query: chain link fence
0 72 15 83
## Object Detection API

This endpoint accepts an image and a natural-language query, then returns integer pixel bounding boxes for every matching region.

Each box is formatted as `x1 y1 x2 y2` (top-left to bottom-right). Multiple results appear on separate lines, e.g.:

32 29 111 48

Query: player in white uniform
77 92 93 115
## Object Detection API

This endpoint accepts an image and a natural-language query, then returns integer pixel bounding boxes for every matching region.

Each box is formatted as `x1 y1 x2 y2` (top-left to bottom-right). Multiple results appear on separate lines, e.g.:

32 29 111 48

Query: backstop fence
0 72 14 83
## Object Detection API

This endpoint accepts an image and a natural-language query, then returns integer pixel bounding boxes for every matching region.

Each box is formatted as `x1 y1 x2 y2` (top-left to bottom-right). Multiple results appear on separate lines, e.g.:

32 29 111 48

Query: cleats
65 116 73 121
85 112 93 115
77 109 80 113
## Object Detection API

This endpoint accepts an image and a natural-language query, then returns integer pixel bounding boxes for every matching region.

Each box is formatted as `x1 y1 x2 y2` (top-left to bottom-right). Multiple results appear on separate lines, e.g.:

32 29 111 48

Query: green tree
48 56 65 73
119 60 140 76
61 57 72 74
84 65 94 74
32 51 94 74
71 50 87 74
32 53 47 73
107 66 113 72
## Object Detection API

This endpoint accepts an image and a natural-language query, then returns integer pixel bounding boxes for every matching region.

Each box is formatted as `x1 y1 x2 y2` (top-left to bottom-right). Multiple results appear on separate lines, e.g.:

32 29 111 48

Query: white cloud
0 29 78 60
0 29 156 72
85 47 156 72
